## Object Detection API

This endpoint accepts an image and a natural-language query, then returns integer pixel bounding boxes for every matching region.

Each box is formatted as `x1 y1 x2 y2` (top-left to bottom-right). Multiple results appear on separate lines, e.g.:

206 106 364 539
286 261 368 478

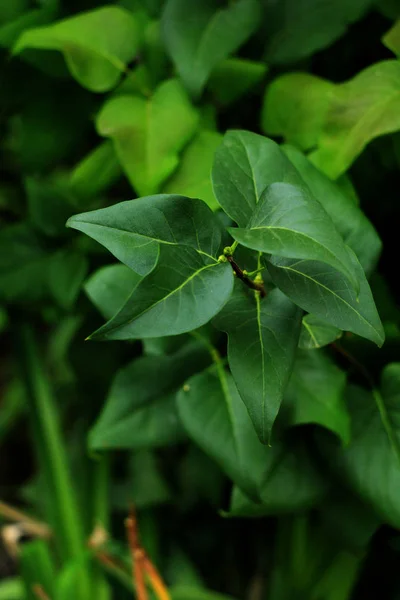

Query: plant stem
226 256 266 297
15 322 90 598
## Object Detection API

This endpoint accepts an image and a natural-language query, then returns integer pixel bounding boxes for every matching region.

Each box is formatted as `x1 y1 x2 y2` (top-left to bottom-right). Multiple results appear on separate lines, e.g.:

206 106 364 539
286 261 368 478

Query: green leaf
69 141 122 201
212 130 304 227
213 283 302 443
231 183 359 291
263 0 372 64
282 350 350 444
89 342 209 450
299 314 342 350
89 245 233 340
163 131 223 211
283 145 382 275
309 60 400 178
162 0 260 96
48 250 88 310
112 450 170 510
0 224 50 304
0 4 55 49
177 368 269 499
13 6 142 92
20 540 57 600
262 73 334 150
67 195 222 276
227 436 327 516
96 79 199 195
208 57 267 106
267 250 385 346
85 264 142 320
0 578 24 600
318 366 400 528
26 177 76 238
382 19 400 57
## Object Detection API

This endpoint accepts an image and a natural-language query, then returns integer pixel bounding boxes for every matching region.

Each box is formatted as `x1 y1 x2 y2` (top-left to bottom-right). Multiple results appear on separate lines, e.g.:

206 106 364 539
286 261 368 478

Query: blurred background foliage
1 0 400 599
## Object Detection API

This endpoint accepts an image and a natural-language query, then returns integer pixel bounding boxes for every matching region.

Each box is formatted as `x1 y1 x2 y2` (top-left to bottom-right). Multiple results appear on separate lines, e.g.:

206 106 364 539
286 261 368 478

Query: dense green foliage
1 1 400 599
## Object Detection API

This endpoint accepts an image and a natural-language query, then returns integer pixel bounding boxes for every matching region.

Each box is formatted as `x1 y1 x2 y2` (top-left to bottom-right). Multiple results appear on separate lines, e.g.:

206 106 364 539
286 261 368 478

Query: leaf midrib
70 220 216 262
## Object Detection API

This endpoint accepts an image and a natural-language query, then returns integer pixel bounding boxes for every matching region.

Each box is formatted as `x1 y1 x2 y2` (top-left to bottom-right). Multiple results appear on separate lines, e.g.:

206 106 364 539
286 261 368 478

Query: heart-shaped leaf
13 6 142 92
230 182 359 291
89 245 234 340
162 0 260 96
96 79 199 195
67 194 222 276
213 283 302 444
267 250 384 346
212 130 304 227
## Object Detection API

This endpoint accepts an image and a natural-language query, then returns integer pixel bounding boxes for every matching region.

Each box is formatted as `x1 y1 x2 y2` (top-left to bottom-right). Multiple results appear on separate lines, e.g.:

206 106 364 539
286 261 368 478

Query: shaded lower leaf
226 436 327 516
89 245 234 341
48 250 88 310
282 350 350 444
177 368 269 500
267 250 384 346
213 283 302 443
0 223 50 304
317 366 400 528
84 264 142 320
299 314 342 350
89 342 210 450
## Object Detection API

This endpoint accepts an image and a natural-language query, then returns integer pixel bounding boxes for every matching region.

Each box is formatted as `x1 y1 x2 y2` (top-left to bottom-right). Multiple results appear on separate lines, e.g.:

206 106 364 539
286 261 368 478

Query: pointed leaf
283 145 382 276
299 314 341 350
177 368 269 499
282 350 350 444
214 283 302 443
96 79 199 195
89 245 234 340
162 0 260 96
89 342 209 450
67 194 222 276
163 131 223 211
267 250 384 346
13 7 141 92
84 264 142 320
212 130 304 227
318 366 400 528
230 182 359 290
